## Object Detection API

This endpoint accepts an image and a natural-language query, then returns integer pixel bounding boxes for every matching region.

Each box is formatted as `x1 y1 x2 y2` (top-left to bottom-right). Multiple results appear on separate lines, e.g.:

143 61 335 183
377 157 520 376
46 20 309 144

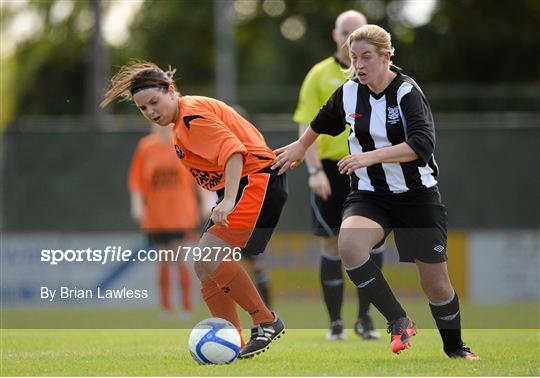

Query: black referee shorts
311 159 350 237
342 187 448 263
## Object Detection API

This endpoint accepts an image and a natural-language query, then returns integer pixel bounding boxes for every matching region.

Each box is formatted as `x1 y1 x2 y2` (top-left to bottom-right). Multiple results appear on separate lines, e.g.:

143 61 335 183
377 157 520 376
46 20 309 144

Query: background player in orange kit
102 62 288 359
128 123 202 319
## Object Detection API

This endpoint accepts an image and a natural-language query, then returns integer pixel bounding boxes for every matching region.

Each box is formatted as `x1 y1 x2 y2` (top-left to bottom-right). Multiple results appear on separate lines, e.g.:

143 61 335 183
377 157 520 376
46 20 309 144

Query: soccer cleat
387 317 417 354
448 345 480 361
354 314 381 340
326 320 347 340
238 312 285 359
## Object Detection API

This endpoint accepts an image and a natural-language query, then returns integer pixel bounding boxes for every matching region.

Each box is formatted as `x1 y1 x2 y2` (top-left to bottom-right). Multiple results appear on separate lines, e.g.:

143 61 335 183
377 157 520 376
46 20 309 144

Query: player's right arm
129 191 145 223
298 123 331 200
210 153 243 227
276 85 346 175
272 126 320 175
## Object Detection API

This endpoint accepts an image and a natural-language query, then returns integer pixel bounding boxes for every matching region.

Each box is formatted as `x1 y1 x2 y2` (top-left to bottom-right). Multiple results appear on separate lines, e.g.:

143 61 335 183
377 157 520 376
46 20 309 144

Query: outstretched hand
271 141 307 175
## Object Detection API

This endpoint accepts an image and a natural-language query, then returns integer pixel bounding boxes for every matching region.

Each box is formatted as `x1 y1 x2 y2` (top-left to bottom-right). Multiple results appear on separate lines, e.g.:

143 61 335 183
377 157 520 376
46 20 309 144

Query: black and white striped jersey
310 71 439 194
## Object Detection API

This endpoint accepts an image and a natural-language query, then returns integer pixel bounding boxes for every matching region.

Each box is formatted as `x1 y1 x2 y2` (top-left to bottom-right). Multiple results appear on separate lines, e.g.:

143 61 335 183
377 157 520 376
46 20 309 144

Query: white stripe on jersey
343 81 374 191
397 81 438 188
419 164 438 187
396 82 413 135
369 95 409 193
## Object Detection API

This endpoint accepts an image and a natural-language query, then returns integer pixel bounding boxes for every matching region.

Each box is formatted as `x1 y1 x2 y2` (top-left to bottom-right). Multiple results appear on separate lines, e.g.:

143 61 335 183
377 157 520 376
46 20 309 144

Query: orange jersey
128 133 199 231
172 96 275 191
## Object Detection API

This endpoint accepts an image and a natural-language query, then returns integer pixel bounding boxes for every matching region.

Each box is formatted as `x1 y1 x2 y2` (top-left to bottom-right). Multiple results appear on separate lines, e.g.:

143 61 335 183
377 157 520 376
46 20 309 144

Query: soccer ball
188 317 242 365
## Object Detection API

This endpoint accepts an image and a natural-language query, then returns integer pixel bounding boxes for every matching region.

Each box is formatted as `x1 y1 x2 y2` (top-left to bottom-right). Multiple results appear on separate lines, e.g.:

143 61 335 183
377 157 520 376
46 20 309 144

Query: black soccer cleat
448 345 480 361
326 320 346 340
238 312 285 359
387 316 417 354
354 314 381 340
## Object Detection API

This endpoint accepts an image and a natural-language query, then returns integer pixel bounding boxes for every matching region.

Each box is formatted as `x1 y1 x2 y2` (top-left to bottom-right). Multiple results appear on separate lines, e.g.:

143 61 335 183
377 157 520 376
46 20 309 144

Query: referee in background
293 10 383 341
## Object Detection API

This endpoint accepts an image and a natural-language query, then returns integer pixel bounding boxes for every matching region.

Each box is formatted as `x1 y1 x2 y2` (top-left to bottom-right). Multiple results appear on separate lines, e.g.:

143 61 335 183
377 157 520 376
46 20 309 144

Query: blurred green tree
2 0 539 126
2 0 91 122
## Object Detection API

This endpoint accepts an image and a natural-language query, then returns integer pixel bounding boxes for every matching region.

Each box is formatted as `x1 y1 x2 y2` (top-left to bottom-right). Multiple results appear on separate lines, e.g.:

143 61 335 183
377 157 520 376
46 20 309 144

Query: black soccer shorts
342 187 448 263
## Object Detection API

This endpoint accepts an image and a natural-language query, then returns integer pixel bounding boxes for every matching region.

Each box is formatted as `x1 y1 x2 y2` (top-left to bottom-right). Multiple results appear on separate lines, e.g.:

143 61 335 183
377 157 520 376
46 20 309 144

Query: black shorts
311 159 350 237
147 231 187 245
202 168 288 256
342 187 448 263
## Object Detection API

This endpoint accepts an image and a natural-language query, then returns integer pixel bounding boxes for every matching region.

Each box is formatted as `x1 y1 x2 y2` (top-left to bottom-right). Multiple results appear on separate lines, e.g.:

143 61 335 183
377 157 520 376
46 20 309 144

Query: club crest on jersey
174 144 185 159
387 106 401 125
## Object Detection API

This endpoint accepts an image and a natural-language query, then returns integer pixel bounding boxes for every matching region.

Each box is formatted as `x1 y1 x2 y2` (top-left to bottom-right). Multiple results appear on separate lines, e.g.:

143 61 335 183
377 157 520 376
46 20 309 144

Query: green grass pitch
2 297 539 376
2 328 539 376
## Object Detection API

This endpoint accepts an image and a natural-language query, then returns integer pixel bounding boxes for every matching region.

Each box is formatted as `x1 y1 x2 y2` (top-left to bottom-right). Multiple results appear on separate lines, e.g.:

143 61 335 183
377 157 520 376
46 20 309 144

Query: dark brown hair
100 61 177 108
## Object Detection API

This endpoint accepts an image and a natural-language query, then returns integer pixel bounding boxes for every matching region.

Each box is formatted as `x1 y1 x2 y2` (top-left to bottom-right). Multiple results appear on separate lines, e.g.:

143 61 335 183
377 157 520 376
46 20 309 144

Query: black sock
253 269 271 307
346 256 405 323
429 291 464 355
357 251 384 318
320 254 344 322
371 250 383 269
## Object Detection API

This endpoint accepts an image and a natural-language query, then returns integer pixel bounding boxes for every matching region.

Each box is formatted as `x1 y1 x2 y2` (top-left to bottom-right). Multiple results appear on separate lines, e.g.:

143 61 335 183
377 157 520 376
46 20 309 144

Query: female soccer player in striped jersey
273 25 479 360
102 62 287 359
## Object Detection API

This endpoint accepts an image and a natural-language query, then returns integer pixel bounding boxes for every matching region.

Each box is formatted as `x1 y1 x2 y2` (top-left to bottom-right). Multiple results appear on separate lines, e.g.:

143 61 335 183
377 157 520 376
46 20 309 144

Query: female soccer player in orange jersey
102 62 287 359
128 123 200 319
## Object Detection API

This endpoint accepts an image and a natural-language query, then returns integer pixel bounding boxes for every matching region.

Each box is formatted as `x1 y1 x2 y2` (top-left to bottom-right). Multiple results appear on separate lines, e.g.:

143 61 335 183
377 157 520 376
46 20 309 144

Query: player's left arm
337 143 418 175
400 87 436 164
210 153 243 227
338 86 434 175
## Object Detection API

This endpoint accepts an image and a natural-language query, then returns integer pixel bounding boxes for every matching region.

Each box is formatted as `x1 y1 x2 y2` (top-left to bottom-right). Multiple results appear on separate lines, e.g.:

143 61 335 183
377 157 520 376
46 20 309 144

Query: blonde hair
345 24 395 76
100 61 177 108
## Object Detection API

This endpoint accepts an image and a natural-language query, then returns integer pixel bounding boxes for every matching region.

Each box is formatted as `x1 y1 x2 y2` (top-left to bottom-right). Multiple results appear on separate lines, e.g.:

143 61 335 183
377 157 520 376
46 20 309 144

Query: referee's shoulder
307 56 337 76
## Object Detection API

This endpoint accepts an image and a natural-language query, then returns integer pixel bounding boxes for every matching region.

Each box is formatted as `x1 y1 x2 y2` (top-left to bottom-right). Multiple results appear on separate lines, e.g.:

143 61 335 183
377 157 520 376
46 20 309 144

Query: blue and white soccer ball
188 317 242 365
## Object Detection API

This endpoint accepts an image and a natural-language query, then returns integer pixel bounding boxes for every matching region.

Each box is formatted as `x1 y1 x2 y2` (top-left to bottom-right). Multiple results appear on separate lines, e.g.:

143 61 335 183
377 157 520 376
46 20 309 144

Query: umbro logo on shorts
433 245 445 253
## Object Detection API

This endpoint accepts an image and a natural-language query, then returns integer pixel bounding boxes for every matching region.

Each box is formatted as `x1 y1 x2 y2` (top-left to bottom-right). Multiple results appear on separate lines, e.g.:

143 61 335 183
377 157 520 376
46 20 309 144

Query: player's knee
424 282 454 303
193 261 210 281
338 236 370 262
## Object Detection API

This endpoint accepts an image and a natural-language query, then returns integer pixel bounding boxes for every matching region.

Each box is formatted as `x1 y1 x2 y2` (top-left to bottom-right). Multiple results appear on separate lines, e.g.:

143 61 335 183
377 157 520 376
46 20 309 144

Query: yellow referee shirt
293 56 351 161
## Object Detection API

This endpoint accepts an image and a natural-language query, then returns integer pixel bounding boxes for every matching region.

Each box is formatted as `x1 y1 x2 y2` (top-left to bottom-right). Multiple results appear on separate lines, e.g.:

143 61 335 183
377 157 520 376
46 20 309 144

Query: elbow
420 141 435 163
406 138 434 164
